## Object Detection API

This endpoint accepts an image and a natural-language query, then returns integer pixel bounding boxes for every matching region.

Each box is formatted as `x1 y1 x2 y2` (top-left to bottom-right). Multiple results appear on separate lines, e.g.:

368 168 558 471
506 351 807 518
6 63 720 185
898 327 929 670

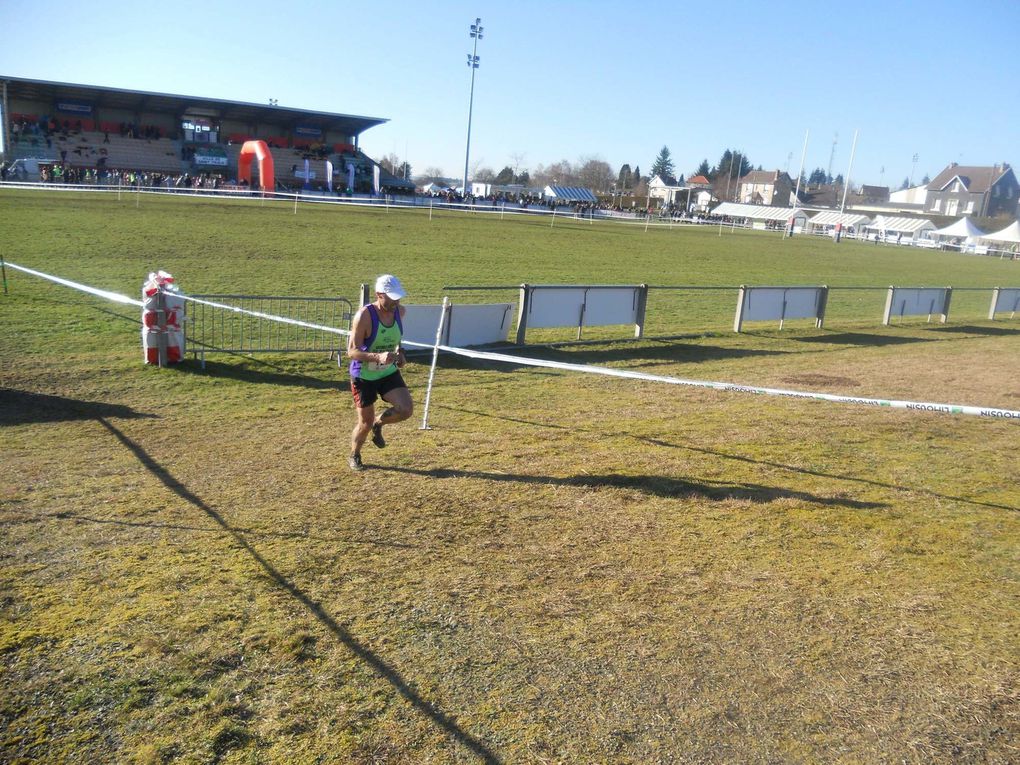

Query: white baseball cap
374 274 406 300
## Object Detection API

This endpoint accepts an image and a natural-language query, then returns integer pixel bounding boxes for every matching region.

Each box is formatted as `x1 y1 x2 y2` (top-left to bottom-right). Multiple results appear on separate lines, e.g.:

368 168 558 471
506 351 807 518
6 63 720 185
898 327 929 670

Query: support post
515 284 531 345
419 296 450 430
988 287 1000 320
359 283 370 307
816 286 829 328
734 286 746 333
634 284 648 338
882 286 895 326
1 253 8 295
941 286 953 324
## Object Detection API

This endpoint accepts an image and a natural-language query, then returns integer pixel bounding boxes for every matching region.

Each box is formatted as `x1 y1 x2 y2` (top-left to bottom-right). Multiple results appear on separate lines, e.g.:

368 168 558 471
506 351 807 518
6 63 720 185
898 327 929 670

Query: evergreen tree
921 174 930 185
494 166 514 184
650 146 675 181
617 163 632 190
517 170 530 186
695 159 710 178
633 165 641 185
899 177 910 190
713 149 751 181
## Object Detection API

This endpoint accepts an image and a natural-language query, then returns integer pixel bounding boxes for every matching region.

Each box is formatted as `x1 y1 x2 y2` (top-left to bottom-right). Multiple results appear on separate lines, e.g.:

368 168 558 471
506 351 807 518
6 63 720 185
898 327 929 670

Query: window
931 198 942 212
965 201 975 214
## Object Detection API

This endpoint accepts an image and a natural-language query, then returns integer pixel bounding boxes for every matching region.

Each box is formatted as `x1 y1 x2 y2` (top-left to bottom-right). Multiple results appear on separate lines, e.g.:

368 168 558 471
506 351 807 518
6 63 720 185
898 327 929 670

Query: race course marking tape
7 260 1019 421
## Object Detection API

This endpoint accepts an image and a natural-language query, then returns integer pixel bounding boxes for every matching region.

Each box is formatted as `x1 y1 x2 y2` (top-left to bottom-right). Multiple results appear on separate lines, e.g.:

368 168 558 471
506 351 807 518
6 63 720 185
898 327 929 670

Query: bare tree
510 151 526 179
577 156 614 192
417 166 446 184
474 167 496 182
378 153 401 175
532 159 576 188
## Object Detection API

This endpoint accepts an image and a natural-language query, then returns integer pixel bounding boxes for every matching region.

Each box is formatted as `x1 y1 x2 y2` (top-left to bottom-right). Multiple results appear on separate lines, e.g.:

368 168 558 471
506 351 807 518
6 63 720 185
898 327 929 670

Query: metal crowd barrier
185 294 354 367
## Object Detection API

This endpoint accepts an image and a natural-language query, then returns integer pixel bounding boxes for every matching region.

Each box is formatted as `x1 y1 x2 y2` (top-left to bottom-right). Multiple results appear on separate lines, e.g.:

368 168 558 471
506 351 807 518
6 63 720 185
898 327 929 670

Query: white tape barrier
413 342 1020 421
4 261 144 306
6 261 1019 420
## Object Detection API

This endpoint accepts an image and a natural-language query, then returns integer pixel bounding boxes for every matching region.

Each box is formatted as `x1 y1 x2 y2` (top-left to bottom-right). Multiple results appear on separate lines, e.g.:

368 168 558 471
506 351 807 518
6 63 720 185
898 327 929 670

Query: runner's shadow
377 466 886 509
0 389 157 426
95 417 500 763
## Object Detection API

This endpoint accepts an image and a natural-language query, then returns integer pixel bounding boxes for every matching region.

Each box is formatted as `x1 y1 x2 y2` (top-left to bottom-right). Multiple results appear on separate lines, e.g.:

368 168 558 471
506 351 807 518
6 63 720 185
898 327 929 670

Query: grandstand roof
1 75 387 137
543 185 597 202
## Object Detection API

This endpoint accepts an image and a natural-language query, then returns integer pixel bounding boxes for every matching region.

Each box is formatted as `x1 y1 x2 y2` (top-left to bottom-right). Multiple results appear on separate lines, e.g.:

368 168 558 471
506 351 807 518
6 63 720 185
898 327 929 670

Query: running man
346 274 413 471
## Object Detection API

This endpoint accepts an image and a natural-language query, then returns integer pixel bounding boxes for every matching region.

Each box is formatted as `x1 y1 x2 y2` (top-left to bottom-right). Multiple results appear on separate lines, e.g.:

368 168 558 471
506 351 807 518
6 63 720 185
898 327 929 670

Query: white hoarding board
885 288 951 324
582 288 640 326
991 288 1020 318
400 304 446 347
740 287 823 321
448 303 514 346
526 286 639 329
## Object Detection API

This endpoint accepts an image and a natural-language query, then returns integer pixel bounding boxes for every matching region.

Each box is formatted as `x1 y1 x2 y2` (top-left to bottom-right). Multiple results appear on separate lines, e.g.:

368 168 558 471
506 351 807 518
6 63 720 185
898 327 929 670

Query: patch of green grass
1 190 1018 763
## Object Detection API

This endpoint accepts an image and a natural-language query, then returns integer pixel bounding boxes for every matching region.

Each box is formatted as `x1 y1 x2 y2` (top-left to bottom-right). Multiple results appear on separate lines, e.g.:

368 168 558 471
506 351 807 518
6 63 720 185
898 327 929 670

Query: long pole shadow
1 510 416 548
441 405 1018 514
95 417 500 764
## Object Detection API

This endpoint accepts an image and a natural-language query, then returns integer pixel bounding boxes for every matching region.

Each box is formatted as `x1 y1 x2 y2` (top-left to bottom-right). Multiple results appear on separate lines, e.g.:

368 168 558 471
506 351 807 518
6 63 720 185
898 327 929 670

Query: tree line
412 145 767 193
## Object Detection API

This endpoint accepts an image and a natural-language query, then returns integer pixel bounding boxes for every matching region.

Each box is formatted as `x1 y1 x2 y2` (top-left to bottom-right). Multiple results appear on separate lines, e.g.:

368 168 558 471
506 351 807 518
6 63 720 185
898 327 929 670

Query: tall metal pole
839 129 859 217
462 18 483 197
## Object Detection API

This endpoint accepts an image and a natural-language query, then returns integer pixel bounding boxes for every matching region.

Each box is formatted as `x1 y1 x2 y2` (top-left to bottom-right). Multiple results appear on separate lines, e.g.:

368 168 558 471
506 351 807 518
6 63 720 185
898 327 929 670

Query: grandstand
0 76 413 192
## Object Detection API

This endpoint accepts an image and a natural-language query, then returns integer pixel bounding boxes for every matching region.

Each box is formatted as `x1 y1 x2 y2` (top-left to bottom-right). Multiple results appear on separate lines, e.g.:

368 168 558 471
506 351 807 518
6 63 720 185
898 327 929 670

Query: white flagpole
420 296 450 430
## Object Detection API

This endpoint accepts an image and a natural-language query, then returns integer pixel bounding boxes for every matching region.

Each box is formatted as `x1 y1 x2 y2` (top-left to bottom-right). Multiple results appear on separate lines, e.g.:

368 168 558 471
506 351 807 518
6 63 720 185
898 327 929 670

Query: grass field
1 190 1019 763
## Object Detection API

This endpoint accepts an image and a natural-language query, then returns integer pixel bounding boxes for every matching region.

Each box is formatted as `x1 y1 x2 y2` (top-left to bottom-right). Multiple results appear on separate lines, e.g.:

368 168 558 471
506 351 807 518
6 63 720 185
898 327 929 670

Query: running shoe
348 453 365 472
371 423 386 449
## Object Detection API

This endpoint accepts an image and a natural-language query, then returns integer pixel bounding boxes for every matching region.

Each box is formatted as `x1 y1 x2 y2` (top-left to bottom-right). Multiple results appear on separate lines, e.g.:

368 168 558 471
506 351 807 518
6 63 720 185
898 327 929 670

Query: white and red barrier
142 270 185 365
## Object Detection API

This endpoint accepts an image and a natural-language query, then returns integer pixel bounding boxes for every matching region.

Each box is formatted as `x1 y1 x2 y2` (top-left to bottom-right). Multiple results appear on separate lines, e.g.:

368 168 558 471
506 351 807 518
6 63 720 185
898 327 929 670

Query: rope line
5 260 1018 420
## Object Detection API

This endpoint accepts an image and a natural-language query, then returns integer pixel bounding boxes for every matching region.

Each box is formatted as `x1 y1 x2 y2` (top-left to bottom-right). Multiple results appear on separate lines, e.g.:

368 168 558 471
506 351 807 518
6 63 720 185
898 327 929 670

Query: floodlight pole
462 18 483 198
839 129 859 217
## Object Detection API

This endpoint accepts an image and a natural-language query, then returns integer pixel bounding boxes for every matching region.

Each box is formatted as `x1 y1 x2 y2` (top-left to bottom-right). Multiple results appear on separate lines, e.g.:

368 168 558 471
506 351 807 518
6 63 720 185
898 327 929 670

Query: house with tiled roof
924 162 1017 218
736 170 795 206
687 174 711 188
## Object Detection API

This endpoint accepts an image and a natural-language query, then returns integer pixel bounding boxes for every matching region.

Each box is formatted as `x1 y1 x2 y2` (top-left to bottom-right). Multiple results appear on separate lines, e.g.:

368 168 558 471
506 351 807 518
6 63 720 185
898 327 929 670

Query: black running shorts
350 371 407 409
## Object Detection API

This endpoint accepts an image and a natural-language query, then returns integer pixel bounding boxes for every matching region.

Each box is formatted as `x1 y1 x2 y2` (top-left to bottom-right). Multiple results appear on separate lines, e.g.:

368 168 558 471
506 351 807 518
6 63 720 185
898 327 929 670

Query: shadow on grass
0 389 157 425
95 417 500 764
926 324 1020 336
441 405 1018 514
788 332 930 346
183 358 345 390
4 510 415 549
376 466 886 509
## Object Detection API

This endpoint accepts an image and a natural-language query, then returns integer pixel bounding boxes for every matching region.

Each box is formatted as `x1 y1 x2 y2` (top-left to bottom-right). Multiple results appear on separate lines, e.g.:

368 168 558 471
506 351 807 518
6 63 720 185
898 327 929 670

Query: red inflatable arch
237 140 275 193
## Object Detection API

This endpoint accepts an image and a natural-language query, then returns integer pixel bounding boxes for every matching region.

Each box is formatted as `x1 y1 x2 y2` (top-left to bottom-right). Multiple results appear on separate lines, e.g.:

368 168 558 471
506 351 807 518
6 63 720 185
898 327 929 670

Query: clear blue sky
2 0 1017 187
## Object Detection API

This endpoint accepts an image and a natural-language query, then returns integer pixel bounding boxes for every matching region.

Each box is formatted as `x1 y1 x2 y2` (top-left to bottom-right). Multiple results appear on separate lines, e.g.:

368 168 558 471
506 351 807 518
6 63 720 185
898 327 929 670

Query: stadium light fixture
462 17 483 197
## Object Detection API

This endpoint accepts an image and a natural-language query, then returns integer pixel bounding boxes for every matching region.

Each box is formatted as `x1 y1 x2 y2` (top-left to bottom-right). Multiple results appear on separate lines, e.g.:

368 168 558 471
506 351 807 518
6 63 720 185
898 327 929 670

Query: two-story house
924 163 1018 218
736 170 795 206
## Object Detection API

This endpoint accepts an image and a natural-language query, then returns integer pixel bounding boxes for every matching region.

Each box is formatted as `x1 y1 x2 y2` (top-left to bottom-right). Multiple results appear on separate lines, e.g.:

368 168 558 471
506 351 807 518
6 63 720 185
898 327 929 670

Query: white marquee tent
711 202 809 227
864 215 936 242
806 211 872 234
982 220 1020 244
932 216 986 240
